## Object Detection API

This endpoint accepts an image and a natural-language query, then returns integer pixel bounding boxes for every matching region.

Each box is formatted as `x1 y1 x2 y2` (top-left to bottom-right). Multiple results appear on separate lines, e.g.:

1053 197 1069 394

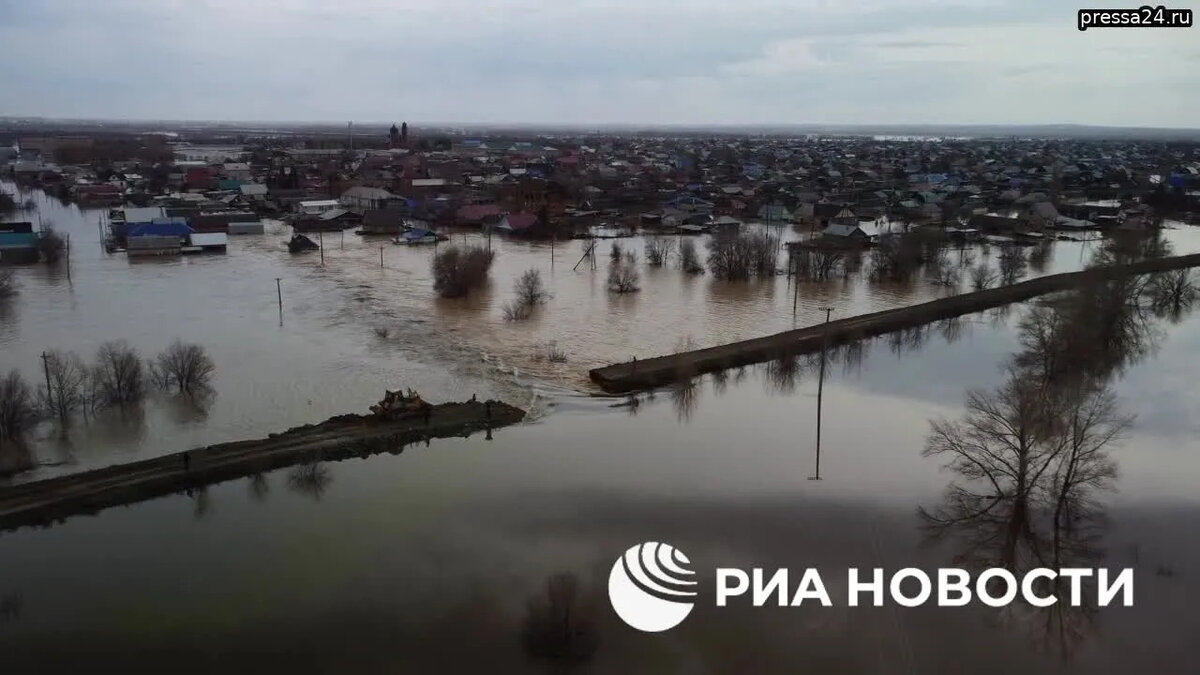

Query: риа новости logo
608 541 1134 633
607 542 698 632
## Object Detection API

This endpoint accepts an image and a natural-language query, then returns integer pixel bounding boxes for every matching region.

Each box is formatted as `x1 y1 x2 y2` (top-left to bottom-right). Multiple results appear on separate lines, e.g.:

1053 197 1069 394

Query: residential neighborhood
5 123 1198 255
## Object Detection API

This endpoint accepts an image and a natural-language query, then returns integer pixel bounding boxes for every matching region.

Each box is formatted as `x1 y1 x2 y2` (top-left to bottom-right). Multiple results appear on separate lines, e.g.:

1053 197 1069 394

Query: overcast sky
1 0 1195 127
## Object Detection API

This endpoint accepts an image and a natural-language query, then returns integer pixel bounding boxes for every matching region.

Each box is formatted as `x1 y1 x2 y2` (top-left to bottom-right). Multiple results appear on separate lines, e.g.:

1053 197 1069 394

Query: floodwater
2 183 1199 672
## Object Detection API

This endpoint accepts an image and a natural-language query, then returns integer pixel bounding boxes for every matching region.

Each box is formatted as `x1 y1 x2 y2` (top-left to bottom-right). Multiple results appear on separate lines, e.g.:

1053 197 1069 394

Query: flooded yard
2 185 1199 672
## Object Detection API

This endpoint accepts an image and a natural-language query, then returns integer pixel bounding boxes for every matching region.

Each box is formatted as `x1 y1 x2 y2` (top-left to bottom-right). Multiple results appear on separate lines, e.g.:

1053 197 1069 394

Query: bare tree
607 260 640 293
970 264 997 291
644 236 676 266
678 238 704 274
92 340 146 405
0 370 38 440
503 268 550 322
432 245 495 298
153 340 215 394
792 246 845 281
869 232 925 282
926 255 960 288
514 268 549 306
997 245 1027 285
1027 241 1052 272
609 241 623 261
1145 269 1197 319
707 231 777 280
38 350 89 421
501 299 532 322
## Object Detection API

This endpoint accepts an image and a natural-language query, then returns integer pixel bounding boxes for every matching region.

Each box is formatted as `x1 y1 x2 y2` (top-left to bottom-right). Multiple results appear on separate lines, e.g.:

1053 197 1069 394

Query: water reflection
920 272 1192 659
163 388 216 427
190 485 212 520
90 404 148 448
669 377 699 422
248 472 270 502
288 462 333 501
520 572 600 667
764 352 803 395
0 592 22 624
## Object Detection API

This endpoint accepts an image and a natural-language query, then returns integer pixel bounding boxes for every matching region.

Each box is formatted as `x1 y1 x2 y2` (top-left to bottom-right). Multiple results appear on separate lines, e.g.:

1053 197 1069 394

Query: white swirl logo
607 541 698 632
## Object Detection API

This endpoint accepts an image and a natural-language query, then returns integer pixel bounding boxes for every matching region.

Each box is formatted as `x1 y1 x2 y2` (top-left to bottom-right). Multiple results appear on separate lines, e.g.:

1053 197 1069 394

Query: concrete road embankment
0 399 524 533
590 253 1200 393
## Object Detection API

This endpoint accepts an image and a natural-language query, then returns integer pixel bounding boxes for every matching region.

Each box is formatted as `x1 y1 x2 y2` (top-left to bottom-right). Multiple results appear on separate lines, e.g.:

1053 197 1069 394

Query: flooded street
2 185 1199 672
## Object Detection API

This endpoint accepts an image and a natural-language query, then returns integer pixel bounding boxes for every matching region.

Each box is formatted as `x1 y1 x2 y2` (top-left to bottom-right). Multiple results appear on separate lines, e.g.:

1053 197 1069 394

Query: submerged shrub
607 261 640 293
678 239 704 275
707 231 777 280
432 245 495 298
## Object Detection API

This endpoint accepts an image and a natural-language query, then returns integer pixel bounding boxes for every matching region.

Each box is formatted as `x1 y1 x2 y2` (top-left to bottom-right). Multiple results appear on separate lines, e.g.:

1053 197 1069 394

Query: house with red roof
495 212 538 233
456 203 503 226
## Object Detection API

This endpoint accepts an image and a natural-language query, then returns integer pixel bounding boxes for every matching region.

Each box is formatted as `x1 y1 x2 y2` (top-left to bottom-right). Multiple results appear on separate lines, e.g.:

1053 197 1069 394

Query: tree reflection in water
0 591 22 624
288 461 332 501
669 377 699 422
520 572 599 667
248 472 270 502
764 352 802 395
921 270 1193 659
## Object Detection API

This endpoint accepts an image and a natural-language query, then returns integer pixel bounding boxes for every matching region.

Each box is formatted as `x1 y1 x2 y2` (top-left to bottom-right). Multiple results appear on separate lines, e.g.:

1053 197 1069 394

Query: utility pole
810 306 834 481
318 231 324 266
41 351 53 411
275 278 283 325
792 250 801 318
380 246 384 268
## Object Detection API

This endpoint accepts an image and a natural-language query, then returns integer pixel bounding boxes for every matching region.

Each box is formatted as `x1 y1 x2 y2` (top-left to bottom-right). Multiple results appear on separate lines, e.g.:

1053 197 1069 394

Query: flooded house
359 208 407 235
339 186 396 213
494 212 539 234
0 221 38 263
125 219 192 257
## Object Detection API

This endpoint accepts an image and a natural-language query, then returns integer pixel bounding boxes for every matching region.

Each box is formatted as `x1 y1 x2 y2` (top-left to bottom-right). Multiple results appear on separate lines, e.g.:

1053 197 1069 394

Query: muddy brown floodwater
1 182 1199 673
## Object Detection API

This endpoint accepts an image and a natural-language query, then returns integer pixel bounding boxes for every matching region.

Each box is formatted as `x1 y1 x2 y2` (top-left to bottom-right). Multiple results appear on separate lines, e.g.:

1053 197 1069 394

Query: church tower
401 122 409 148
389 123 400 148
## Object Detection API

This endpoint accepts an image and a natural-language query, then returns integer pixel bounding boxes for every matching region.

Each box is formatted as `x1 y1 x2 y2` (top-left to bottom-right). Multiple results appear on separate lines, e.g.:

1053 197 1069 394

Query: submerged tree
707 231 777 280
92 340 146 406
644 236 676 267
38 350 89 421
0 370 38 441
969 264 997 291
678 238 704 275
997 245 1028 286
152 340 215 394
607 260 640 294
503 268 549 322
432 245 495 298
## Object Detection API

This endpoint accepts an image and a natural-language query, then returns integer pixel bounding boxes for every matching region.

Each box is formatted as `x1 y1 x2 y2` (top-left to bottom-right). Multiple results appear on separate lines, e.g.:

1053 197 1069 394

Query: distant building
339 186 395 212
297 199 341 216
